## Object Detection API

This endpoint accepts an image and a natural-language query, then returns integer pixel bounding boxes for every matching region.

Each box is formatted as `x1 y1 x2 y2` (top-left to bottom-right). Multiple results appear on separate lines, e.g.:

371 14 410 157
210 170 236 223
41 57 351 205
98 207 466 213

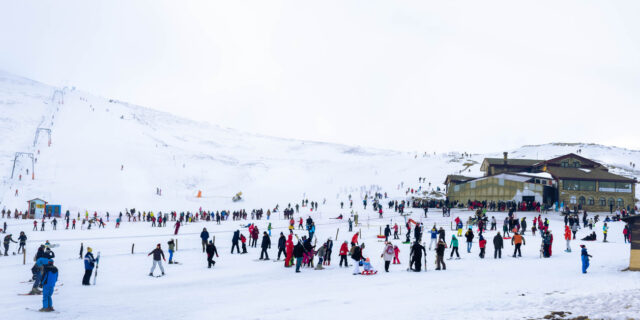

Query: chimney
503 152 508 165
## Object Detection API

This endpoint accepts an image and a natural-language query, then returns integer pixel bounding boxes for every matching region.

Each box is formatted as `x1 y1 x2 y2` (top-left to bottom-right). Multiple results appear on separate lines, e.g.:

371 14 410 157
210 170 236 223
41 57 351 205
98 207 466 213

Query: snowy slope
0 71 639 213
0 72 639 320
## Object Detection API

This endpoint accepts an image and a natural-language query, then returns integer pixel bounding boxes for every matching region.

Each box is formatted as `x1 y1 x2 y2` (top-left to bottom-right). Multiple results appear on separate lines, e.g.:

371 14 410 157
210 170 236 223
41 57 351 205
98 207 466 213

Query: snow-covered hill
1 71 638 212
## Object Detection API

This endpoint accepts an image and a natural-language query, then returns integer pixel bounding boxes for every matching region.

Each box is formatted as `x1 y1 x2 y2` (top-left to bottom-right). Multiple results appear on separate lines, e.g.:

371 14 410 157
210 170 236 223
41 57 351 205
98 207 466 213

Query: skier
205 240 218 268
384 225 391 242
449 235 460 259
381 242 394 272
277 232 286 260
410 241 426 271
148 244 166 276
167 239 175 264
40 260 58 312
580 244 592 273
29 246 48 295
200 228 209 252
231 230 240 254
259 231 271 260
3 234 17 255
493 232 503 259
339 241 349 267
83 247 96 285
435 239 446 270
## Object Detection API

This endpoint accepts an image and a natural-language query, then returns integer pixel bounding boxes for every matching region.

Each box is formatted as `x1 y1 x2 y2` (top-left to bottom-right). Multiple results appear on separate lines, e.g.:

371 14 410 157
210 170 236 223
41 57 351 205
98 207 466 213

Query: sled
376 235 386 239
361 270 377 275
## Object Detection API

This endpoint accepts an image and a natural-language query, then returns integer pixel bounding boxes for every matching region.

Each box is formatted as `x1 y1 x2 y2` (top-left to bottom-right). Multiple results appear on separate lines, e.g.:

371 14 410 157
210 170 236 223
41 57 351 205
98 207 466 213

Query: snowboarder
83 247 96 285
148 244 166 276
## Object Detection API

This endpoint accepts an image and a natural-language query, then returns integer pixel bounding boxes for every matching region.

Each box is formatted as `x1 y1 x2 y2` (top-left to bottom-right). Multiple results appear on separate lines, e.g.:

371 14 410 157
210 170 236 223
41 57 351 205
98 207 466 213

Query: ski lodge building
444 153 637 211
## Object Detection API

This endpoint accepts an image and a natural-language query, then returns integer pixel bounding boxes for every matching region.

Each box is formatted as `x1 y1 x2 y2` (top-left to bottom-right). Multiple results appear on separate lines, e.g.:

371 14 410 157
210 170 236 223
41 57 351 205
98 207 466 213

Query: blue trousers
467 242 472 253
295 257 303 272
168 250 174 262
582 258 589 273
42 286 53 308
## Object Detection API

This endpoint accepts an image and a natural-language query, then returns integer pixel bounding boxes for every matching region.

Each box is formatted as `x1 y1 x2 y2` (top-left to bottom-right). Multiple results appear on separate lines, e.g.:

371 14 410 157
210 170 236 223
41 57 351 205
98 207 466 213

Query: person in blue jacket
429 227 438 250
200 228 209 252
308 223 316 241
40 259 58 312
83 247 96 285
581 245 592 273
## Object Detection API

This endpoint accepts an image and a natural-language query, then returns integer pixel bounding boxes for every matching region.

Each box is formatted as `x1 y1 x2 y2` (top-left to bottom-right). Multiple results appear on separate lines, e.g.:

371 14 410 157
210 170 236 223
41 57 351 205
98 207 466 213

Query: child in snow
362 257 376 274
393 245 400 264
581 244 592 273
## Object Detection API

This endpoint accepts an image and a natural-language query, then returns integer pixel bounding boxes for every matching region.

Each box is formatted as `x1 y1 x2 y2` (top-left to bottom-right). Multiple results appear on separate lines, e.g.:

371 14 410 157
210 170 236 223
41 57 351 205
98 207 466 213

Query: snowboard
93 252 101 285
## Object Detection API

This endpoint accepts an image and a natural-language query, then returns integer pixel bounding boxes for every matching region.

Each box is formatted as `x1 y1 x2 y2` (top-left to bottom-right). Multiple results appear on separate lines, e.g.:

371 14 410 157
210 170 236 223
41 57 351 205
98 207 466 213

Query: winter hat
87 247 93 253
157 243 161 247
580 244 585 248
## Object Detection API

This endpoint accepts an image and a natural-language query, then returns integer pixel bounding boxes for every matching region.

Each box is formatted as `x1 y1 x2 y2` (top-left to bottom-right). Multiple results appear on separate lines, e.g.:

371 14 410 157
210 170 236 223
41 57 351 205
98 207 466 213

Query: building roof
538 153 602 168
443 174 477 185
545 166 636 182
27 198 47 203
480 158 540 172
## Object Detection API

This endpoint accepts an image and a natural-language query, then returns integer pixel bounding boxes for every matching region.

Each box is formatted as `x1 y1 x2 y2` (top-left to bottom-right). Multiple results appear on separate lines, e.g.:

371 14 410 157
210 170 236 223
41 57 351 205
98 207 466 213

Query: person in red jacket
393 245 400 264
339 241 349 267
564 225 572 252
240 234 248 253
351 232 359 245
478 235 487 259
393 224 399 239
285 234 294 267
174 220 181 235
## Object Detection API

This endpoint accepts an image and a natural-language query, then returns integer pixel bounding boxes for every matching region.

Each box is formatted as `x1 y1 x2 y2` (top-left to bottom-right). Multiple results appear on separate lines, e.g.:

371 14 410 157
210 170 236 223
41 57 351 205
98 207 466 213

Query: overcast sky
1 1 639 153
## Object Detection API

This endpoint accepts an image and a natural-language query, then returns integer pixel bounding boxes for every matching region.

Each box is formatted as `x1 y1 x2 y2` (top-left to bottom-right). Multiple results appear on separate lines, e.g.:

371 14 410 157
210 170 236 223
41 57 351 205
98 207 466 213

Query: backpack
385 245 394 255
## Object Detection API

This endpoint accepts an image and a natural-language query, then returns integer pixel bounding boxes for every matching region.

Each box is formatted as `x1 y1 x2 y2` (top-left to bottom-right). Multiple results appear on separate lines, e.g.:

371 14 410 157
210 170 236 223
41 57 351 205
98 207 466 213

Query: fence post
131 243 134 254
23 248 26 265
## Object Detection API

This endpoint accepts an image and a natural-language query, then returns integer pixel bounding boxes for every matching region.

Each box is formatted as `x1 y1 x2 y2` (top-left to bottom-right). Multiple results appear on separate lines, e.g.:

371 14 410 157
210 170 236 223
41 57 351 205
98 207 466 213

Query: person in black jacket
148 244 165 276
293 241 305 273
435 239 447 270
351 243 364 275
410 241 426 272
493 232 503 259
17 231 27 254
205 240 218 268
231 230 240 254
384 225 391 242
277 233 286 260
260 231 271 260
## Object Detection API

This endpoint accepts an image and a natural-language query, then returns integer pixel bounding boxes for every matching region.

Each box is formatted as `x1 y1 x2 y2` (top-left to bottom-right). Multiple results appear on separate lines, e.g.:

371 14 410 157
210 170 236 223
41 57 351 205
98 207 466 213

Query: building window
588 197 595 205
578 196 586 205
599 181 632 193
498 178 504 186
563 180 595 191
570 196 577 204
574 161 581 168
599 198 606 206
561 161 569 168
618 198 624 207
